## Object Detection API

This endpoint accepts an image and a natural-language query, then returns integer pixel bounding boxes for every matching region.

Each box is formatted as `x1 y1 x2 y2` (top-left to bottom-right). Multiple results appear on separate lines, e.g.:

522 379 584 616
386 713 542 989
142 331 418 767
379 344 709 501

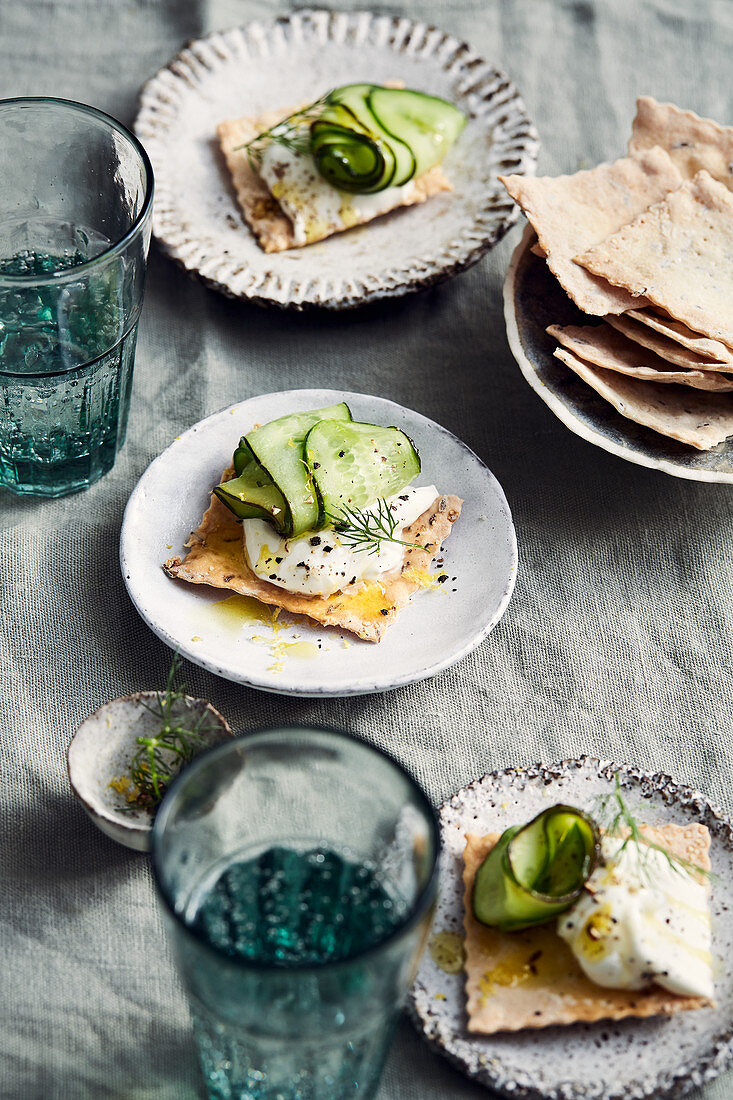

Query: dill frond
327 497 428 556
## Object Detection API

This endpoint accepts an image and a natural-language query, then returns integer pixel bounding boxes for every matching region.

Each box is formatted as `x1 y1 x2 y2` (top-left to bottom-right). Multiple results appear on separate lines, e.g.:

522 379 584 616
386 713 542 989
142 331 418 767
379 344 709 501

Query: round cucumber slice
304 419 421 522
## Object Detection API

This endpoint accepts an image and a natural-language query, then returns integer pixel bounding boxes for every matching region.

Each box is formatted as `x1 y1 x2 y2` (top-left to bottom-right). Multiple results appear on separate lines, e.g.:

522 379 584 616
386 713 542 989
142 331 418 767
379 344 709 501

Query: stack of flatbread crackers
501 97 733 451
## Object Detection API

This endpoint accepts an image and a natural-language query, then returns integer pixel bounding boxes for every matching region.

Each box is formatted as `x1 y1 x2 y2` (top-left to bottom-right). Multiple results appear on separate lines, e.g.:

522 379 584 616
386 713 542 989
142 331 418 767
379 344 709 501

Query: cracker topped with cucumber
164 403 462 642
217 83 466 253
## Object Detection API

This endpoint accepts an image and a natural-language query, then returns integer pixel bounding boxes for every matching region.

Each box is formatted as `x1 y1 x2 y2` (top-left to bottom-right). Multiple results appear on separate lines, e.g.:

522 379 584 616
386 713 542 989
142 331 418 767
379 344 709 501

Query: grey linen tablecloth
2 1 732 1097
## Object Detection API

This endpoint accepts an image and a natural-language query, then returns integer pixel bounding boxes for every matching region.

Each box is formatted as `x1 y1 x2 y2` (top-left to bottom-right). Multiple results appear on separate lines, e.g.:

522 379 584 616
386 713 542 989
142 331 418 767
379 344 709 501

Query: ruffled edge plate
119 388 517 697
135 9 538 310
408 755 733 1099
503 224 733 482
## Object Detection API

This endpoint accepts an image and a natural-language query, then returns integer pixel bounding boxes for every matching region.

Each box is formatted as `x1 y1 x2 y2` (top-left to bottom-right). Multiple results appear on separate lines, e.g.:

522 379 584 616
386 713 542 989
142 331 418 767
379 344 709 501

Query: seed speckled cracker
462 824 712 1034
217 106 451 253
164 472 462 643
575 172 733 348
554 348 733 449
625 308 733 366
630 96 733 192
548 323 733 392
605 314 733 376
499 148 683 315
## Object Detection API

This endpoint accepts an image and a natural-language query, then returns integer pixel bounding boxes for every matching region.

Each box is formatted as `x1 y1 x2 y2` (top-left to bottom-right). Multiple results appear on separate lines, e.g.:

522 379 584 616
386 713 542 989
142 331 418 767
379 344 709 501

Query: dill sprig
327 497 429 556
110 653 211 814
592 774 714 882
235 97 327 169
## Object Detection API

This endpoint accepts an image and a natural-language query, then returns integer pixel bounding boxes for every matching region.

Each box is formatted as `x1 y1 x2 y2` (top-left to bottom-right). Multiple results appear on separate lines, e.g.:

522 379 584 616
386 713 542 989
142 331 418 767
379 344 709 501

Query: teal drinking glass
152 727 440 1100
0 98 153 497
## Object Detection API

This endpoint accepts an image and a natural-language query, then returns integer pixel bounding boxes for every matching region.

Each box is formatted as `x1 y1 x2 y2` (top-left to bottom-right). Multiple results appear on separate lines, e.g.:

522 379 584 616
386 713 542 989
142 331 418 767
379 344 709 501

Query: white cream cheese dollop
258 134 415 245
243 485 438 597
557 837 713 999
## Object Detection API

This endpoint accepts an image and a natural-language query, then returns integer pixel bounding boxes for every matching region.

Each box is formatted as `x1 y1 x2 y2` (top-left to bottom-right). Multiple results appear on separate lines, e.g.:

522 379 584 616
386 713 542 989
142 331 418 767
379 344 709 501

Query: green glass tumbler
0 97 153 497
152 727 439 1100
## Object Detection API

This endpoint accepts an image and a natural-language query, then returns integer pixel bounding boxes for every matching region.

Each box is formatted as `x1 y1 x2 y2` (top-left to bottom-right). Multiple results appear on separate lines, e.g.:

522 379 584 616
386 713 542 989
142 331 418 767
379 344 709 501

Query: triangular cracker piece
555 347 733 449
218 107 451 253
548 323 733 391
499 148 682 315
626 308 733 365
463 824 712 1034
629 96 733 191
575 172 733 347
164 482 462 642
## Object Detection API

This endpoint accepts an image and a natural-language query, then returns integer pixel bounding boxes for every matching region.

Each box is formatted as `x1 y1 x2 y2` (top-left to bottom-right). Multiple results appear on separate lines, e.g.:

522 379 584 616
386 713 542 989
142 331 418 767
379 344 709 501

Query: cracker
463 823 712 1034
548 322 733 391
625 308 733 366
499 148 683 314
605 314 733 376
575 172 733 347
217 107 451 253
555 347 733 449
629 96 733 191
164 478 462 643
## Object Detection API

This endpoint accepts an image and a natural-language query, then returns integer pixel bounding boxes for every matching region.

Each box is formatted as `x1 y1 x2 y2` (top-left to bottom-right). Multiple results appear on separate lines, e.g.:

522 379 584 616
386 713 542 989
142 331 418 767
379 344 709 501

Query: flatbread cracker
499 148 682 314
575 172 733 347
605 314 733 376
217 107 451 253
548 322 733 391
164 477 462 642
555 347 733 449
626 308 733 366
630 96 733 191
463 824 712 1034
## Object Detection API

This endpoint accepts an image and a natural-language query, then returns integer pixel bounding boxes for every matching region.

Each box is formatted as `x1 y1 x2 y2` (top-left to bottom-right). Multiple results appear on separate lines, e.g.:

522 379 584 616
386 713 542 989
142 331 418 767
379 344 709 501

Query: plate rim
408 754 733 1100
503 223 733 485
119 388 518 697
134 7 539 311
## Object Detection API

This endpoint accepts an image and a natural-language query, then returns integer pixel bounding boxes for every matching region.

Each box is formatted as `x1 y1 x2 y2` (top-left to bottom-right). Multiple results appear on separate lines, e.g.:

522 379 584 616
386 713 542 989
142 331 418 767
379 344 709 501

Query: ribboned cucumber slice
472 805 599 932
245 403 352 536
303 419 421 521
311 117 392 194
368 87 466 179
214 454 288 527
313 85 412 193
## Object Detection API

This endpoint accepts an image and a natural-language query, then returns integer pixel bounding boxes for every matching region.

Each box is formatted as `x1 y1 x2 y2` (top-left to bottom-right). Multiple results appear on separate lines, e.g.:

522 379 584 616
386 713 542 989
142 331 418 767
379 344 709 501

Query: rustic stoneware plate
504 224 733 483
134 9 538 310
409 756 733 1099
119 388 517 697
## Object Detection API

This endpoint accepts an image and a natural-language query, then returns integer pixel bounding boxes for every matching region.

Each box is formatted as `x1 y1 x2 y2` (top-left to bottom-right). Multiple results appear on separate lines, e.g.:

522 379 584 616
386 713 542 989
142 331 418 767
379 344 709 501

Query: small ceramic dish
67 692 233 851
119 388 517 698
134 8 538 310
408 756 733 1099
504 223 733 482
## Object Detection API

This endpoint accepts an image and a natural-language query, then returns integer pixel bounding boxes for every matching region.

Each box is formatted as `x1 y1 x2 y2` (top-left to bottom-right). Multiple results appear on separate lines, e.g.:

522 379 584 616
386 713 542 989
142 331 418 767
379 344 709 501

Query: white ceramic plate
409 756 733 1099
134 9 538 310
119 389 517 697
504 224 733 483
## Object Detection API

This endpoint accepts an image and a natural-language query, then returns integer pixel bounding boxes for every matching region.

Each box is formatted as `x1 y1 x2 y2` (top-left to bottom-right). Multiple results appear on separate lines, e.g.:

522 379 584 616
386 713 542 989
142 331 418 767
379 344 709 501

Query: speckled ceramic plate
119 389 517 697
504 224 733 483
409 756 733 1099
134 9 538 310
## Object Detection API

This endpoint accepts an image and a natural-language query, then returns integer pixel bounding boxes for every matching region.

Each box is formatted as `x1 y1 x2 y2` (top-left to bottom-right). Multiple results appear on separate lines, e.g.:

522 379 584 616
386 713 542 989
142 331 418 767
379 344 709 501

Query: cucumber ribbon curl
472 805 600 931
310 84 466 194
